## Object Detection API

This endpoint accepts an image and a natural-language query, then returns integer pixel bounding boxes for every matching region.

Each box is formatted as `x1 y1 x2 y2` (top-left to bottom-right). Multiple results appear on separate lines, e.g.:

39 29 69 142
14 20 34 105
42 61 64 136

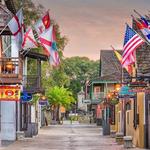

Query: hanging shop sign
118 85 135 98
20 92 32 102
0 86 20 101
39 100 49 106
128 81 148 88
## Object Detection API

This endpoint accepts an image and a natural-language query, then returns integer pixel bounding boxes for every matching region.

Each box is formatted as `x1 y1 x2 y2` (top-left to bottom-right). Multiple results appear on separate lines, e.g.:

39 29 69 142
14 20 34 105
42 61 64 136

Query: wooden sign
0 86 20 101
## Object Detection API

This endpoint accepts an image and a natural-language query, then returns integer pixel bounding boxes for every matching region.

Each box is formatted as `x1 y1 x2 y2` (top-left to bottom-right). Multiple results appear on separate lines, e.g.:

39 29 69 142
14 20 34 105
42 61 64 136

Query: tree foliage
46 86 75 109
63 56 100 98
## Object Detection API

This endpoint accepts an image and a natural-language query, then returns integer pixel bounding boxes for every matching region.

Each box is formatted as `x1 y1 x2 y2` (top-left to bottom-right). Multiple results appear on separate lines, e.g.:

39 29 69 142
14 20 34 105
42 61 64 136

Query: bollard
123 136 133 148
115 132 124 145
110 130 116 138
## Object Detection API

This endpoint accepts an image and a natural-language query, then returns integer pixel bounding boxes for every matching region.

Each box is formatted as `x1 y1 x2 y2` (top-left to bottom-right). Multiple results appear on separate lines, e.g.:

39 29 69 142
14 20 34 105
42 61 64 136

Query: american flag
122 24 144 67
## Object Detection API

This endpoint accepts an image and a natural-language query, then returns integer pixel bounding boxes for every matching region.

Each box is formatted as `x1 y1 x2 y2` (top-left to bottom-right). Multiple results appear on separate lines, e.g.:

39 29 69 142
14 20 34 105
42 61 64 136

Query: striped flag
111 45 133 75
122 24 144 67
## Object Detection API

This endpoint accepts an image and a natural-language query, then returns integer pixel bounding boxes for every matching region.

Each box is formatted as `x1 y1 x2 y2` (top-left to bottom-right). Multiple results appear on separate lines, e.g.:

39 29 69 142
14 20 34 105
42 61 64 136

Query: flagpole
2 44 11 54
22 48 31 56
0 24 8 35
133 9 142 18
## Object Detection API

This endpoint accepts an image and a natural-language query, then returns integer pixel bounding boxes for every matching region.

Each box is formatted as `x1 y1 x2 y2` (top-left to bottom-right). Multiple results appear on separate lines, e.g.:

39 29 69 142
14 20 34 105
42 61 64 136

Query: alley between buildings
0 122 146 150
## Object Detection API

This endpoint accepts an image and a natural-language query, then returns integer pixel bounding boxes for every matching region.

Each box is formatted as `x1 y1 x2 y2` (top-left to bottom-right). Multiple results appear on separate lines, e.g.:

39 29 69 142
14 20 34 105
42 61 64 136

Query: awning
118 85 135 98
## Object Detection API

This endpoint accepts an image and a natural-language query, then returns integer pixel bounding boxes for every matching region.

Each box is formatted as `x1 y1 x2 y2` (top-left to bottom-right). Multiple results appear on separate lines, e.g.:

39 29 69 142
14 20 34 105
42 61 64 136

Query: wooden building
0 0 48 140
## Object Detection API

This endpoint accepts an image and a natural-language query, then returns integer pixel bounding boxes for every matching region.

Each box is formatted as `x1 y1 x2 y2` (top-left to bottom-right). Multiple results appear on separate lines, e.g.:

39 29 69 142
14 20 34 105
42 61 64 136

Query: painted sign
0 86 20 101
39 100 48 106
20 92 32 102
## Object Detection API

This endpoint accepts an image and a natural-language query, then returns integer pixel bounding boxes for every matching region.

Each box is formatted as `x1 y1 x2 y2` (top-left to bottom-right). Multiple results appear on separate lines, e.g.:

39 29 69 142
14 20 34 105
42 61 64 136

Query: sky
32 0 150 60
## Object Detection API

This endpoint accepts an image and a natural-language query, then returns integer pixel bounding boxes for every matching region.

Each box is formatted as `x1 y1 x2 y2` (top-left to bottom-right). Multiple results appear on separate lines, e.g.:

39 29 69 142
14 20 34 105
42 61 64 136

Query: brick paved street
0 122 146 150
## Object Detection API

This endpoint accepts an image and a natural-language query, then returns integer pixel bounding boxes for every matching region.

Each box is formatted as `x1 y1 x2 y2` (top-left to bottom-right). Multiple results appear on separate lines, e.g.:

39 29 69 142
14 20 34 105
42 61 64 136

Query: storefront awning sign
0 86 20 101
39 100 49 106
118 85 135 98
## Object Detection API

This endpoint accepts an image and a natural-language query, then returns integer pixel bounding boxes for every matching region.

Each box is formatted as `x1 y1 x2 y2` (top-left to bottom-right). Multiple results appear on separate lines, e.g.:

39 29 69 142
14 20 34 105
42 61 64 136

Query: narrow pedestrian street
0 122 145 150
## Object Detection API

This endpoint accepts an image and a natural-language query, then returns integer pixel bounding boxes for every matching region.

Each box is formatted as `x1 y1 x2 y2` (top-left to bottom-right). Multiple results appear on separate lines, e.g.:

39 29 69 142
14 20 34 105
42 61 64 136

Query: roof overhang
24 51 48 61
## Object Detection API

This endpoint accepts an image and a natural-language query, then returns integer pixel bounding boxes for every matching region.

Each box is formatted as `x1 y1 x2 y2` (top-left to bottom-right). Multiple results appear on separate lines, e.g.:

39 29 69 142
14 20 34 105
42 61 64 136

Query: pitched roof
98 50 129 83
100 50 122 77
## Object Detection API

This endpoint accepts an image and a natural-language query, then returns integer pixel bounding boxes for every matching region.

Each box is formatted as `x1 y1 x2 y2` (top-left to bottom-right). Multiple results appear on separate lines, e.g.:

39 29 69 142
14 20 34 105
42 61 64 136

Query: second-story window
2 35 11 57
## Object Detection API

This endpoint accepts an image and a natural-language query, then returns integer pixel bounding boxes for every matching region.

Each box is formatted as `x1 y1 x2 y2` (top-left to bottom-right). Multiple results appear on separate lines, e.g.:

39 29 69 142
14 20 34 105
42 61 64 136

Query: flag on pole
22 28 38 49
50 51 60 66
140 17 150 29
49 26 60 66
111 46 133 75
122 24 144 67
34 11 50 35
135 19 150 42
38 25 53 56
8 8 24 49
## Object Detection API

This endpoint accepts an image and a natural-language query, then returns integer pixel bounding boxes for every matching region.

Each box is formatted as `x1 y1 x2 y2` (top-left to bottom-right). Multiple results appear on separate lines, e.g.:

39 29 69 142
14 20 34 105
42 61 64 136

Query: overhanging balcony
23 75 44 94
0 57 22 84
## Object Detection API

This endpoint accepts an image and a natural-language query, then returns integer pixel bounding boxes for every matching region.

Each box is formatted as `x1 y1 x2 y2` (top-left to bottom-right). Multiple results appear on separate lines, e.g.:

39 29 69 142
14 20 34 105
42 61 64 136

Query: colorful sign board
20 92 32 102
39 100 48 106
0 86 21 101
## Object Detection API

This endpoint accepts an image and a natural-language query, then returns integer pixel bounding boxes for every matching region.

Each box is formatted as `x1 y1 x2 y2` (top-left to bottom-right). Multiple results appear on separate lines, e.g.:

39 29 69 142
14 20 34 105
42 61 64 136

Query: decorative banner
0 86 21 101
20 92 32 102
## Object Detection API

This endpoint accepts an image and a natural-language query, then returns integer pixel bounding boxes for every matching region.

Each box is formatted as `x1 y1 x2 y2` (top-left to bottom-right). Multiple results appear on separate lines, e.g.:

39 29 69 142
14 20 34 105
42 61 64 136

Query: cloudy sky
32 0 150 60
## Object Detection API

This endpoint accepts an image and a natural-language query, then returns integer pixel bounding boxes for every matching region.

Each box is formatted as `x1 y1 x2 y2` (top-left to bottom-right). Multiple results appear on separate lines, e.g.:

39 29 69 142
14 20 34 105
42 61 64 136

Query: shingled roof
100 50 121 77
133 19 150 76
98 50 129 83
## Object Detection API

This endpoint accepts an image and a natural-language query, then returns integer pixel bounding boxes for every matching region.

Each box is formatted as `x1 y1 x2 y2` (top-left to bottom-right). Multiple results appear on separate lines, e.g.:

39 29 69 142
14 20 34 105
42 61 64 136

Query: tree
63 56 100 98
46 86 75 121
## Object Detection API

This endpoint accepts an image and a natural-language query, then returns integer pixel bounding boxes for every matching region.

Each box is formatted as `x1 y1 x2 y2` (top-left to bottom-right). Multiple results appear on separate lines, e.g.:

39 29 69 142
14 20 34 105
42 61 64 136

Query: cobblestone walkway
0 123 146 150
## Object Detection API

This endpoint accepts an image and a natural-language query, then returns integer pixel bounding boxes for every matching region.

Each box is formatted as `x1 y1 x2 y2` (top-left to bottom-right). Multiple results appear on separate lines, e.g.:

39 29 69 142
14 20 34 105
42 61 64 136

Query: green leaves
63 57 100 98
46 86 75 109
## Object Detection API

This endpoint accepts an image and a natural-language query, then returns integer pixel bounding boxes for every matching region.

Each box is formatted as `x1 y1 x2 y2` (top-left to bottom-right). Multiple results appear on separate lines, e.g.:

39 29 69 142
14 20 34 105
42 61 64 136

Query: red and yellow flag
111 46 134 76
